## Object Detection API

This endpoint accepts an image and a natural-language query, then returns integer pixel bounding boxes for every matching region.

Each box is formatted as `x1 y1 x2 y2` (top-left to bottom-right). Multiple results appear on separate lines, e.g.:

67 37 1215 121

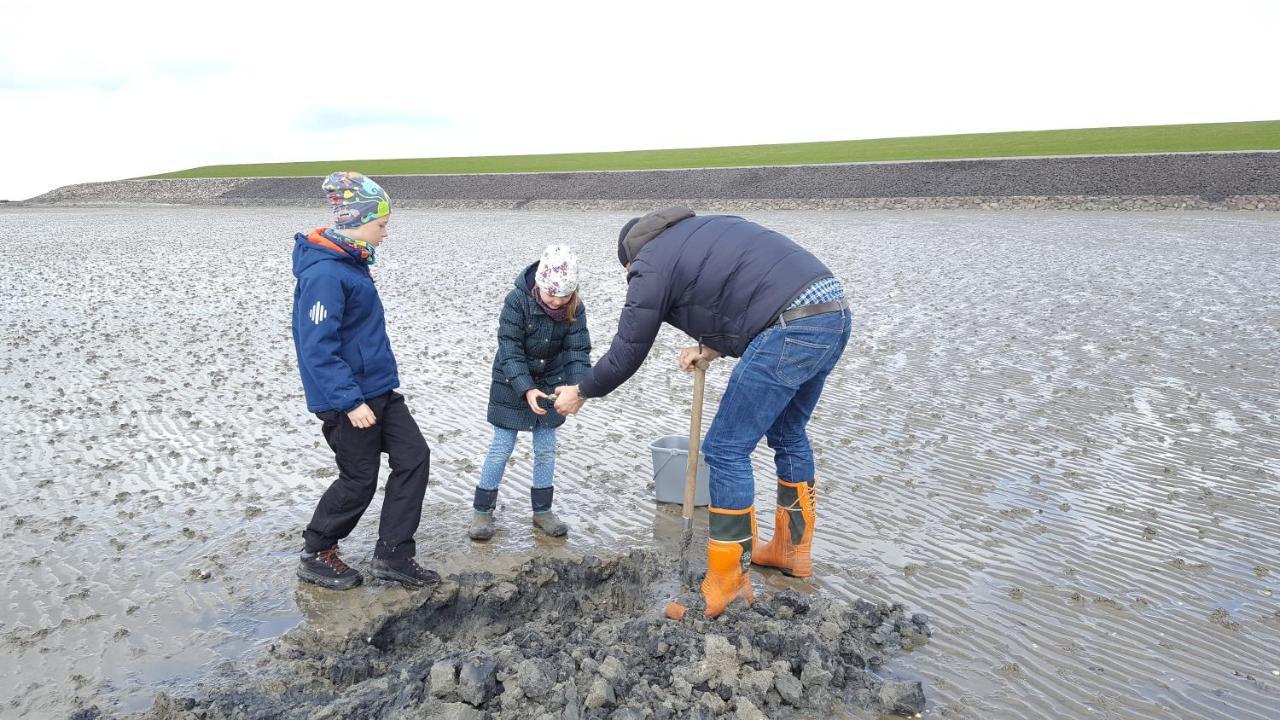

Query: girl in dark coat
469 245 591 540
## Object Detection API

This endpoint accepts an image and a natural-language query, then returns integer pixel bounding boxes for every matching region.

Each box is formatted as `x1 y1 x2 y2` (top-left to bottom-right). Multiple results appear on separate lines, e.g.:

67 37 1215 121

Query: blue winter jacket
291 229 400 413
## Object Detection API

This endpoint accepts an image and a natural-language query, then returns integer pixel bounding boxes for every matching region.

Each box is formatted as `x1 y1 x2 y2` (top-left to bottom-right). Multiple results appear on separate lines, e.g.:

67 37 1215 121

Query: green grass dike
144 120 1280 179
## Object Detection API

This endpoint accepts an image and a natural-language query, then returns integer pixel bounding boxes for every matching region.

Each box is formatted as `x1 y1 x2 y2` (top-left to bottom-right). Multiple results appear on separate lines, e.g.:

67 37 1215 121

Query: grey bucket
649 435 711 506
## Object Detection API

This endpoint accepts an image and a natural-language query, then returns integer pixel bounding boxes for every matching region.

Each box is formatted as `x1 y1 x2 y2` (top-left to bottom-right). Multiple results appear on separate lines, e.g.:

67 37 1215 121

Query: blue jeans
702 308 852 510
478 425 557 490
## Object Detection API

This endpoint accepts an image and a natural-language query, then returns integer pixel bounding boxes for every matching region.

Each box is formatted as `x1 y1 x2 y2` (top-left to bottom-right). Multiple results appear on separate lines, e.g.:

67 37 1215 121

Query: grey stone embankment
23 151 1280 210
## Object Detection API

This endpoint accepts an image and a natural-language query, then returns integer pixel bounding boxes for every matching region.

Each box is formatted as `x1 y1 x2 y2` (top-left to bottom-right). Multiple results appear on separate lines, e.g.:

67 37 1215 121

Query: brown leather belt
774 298 848 326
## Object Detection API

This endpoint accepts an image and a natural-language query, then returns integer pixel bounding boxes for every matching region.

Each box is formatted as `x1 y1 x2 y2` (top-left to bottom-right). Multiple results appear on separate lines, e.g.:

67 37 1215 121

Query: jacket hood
617 206 696 266
292 228 362 279
516 261 540 294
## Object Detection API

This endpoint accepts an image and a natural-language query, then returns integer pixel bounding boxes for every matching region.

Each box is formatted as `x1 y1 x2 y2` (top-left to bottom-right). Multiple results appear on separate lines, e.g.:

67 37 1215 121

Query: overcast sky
2 0 1276 200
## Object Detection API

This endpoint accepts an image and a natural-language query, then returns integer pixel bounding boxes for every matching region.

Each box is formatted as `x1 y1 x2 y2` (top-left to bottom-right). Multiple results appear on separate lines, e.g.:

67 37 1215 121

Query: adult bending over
555 207 851 617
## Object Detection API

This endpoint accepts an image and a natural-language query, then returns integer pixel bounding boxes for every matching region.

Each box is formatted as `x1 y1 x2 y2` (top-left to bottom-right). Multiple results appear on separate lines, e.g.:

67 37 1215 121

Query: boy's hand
347 403 377 428
679 346 721 372
554 385 585 415
526 388 550 416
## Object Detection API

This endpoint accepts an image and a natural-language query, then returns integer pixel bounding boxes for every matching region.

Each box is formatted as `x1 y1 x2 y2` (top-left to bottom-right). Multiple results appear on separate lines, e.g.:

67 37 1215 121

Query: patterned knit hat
535 245 579 297
322 171 390 229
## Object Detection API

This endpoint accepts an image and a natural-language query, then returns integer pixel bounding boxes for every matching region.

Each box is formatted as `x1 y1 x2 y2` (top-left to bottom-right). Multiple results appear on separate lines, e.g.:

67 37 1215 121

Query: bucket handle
652 446 688 481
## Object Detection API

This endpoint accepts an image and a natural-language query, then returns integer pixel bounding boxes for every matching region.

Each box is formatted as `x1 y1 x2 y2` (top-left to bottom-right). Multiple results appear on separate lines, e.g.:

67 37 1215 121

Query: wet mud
112 552 927 720
2 206 1277 719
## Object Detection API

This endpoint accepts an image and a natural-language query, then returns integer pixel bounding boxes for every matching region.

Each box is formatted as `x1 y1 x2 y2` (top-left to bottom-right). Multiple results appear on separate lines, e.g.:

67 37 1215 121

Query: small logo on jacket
309 302 328 325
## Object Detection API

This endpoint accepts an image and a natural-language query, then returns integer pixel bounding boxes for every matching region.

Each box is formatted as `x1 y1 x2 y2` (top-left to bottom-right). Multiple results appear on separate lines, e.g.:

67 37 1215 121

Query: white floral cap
535 244 579 297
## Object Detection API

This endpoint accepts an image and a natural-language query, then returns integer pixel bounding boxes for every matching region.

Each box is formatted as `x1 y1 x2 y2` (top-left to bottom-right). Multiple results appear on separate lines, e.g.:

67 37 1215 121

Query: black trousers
302 391 430 559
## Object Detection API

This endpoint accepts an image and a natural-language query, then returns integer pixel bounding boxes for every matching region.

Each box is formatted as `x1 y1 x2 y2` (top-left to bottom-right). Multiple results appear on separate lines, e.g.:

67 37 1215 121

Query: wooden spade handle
683 360 709 520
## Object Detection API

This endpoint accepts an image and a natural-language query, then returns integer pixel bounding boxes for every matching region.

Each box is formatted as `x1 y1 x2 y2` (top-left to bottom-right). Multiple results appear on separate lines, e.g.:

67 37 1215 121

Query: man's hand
679 346 722 372
553 385 586 415
525 388 550 416
347 403 377 428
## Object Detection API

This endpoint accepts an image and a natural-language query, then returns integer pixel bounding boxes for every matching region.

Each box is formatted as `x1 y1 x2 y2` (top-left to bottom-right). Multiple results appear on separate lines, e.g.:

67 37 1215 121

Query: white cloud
2 0 1277 199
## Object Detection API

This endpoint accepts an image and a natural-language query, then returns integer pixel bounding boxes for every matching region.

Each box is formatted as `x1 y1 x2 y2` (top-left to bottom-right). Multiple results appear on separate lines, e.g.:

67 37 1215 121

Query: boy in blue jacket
291 171 437 590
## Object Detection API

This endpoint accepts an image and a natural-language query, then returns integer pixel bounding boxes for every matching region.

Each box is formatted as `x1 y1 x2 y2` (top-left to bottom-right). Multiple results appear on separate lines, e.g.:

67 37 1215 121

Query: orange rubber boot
752 479 816 577
701 506 756 618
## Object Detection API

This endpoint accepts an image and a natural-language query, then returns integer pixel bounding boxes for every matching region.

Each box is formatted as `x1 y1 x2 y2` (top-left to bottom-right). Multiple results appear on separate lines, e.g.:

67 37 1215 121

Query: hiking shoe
297 546 363 590
468 510 495 541
533 510 568 537
370 556 441 588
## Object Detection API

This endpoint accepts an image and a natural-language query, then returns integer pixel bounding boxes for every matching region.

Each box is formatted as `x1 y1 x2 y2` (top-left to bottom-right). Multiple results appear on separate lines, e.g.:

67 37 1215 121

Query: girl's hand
526 389 550 415
347 403 377 428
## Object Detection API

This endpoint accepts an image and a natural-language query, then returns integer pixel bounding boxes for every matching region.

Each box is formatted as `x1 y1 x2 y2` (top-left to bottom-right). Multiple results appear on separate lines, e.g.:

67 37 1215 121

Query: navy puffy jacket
579 214 831 399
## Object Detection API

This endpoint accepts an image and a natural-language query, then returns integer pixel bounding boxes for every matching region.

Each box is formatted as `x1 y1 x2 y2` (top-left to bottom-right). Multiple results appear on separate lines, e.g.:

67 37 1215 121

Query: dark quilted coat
488 264 592 430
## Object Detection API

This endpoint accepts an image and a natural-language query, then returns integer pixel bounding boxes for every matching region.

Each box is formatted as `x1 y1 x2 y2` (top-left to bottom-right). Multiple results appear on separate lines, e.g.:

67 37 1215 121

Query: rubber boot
752 478 816 577
701 506 756 618
531 486 568 537
469 487 498 541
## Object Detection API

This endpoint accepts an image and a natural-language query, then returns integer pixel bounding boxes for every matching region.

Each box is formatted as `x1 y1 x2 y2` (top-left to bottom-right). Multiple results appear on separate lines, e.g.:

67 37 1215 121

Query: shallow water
1 206 1277 719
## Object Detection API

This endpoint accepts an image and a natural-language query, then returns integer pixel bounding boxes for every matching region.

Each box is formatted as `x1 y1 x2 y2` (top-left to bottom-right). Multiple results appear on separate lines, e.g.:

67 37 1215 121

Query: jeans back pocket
775 336 833 386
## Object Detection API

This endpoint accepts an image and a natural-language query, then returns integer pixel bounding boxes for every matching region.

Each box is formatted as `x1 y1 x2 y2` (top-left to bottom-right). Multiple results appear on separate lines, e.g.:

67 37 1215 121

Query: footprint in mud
1168 558 1212 573
903 562 928 577
1092 595 1125 611
1209 608 1241 631
996 662 1023 678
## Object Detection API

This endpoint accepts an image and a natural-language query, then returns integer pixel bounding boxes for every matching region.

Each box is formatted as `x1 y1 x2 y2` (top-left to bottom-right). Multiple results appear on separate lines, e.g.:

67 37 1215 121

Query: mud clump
132 551 930 719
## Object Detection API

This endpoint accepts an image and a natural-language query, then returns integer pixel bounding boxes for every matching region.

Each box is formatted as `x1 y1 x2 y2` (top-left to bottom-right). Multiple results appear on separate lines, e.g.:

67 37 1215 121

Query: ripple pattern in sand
0 207 1277 719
